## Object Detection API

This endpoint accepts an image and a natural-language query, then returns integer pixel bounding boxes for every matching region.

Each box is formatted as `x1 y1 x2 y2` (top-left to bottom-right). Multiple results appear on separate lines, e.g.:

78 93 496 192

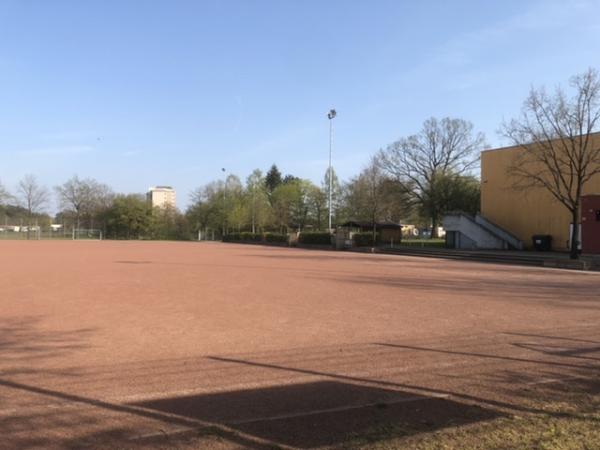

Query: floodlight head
327 109 336 120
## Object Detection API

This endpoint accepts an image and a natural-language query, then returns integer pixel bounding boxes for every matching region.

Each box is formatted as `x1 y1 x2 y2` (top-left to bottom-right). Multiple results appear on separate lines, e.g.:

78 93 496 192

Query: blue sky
1 0 599 210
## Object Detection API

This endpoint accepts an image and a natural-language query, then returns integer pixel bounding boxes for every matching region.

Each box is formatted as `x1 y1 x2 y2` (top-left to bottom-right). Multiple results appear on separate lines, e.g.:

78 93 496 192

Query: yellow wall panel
481 135 600 250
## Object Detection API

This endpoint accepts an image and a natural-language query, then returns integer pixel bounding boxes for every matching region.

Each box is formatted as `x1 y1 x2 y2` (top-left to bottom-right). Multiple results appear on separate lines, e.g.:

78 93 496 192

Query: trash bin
532 234 552 251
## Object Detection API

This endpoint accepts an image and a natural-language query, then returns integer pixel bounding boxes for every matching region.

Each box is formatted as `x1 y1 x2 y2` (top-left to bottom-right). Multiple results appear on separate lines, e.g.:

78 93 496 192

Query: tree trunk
371 212 377 245
569 207 579 260
431 214 438 239
317 207 321 230
27 211 32 240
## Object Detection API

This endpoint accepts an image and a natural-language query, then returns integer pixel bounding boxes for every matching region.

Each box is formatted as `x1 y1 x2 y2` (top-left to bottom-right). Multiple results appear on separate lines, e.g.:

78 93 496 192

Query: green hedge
353 232 377 247
223 232 261 242
222 232 240 242
223 232 288 244
298 232 332 246
264 232 289 243
240 232 262 242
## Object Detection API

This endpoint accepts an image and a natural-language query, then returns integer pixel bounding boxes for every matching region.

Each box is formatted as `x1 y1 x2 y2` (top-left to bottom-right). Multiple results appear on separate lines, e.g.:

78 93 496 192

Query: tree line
2 68 598 251
0 176 187 240
0 115 482 240
187 116 482 239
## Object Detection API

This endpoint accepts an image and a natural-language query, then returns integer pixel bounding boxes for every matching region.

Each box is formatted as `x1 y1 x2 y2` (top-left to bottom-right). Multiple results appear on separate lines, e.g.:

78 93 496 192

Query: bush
264 232 289 243
298 232 332 246
223 232 263 242
240 232 262 242
353 232 378 247
222 232 240 242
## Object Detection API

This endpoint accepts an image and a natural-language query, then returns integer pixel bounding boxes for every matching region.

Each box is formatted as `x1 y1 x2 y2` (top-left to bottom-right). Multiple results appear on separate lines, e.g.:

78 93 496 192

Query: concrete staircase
379 247 544 266
443 213 523 250
376 246 599 270
474 214 523 250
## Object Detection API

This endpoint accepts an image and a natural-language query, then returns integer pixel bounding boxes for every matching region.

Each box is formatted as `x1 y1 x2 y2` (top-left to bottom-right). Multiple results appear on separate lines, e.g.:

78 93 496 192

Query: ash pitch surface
0 241 599 449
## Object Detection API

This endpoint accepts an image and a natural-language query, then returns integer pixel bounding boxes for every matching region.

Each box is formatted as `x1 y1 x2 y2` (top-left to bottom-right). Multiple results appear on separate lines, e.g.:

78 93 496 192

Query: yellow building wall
481 136 600 250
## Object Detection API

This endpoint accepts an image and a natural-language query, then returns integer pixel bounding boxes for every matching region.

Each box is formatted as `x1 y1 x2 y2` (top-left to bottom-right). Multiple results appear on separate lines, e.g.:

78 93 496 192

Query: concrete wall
474 214 523 250
481 134 600 250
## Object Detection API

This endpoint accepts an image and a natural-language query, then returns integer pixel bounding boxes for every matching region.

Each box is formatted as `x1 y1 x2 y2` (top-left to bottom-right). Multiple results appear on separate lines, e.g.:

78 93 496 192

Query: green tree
265 164 283 200
105 194 152 239
322 167 342 226
419 173 480 226
188 181 225 238
245 169 270 233
151 205 190 240
283 174 300 184
305 184 327 230
223 174 244 233
271 180 310 232
186 201 218 239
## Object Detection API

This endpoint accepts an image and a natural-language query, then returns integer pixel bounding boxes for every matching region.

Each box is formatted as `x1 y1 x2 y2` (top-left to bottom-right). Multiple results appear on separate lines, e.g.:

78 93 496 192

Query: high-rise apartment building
147 186 176 209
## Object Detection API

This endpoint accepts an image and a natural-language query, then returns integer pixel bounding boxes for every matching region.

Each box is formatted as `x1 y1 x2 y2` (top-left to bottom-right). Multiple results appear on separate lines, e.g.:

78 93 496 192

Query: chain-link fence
0 227 102 240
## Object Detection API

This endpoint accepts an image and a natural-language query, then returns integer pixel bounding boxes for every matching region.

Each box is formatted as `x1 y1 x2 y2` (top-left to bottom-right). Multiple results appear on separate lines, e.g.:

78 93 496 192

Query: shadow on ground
0 316 94 376
132 380 499 449
305 272 600 309
1 320 599 449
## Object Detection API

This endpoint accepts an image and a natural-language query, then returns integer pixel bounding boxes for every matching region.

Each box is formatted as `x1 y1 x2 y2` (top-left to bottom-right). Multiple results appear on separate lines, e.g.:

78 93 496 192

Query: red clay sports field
1 241 599 449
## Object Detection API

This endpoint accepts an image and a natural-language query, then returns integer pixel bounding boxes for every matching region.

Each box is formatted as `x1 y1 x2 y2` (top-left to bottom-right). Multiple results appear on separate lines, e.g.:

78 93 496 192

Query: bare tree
55 175 110 230
357 157 388 241
502 68 600 259
17 174 49 238
0 180 12 205
379 117 485 237
341 156 408 241
89 183 114 232
55 175 90 230
246 169 268 234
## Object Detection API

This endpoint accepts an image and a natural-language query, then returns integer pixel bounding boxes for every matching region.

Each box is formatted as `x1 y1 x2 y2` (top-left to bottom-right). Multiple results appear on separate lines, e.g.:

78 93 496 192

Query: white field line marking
1 342 589 417
0 353 566 417
106 360 465 404
523 374 588 386
0 365 582 418
0 362 455 418
132 393 451 441
0 365 454 416
228 393 451 425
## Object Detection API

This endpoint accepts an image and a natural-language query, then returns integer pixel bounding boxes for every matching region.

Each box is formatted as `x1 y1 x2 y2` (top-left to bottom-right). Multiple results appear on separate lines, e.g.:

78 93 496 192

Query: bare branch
501 67 600 258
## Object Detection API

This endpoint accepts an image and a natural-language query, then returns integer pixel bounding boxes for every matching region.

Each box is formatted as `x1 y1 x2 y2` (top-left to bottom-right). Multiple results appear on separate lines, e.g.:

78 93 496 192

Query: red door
581 195 600 254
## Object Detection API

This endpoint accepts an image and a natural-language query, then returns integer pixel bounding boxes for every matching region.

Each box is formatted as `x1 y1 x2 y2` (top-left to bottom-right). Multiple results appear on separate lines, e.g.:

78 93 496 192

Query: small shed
338 221 403 244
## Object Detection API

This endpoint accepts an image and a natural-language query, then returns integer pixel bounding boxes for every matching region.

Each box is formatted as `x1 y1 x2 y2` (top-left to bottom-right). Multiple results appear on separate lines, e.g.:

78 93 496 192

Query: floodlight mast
327 109 336 232
221 168 226 236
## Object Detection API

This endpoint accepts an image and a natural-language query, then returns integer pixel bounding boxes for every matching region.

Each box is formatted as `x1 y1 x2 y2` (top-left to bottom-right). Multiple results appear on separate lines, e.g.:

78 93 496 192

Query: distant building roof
340 220 403 230
149 186 174 191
